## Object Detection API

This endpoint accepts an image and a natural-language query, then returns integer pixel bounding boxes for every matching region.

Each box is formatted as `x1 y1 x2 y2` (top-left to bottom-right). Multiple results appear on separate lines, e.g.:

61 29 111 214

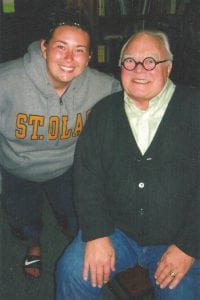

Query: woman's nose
64 50 74 61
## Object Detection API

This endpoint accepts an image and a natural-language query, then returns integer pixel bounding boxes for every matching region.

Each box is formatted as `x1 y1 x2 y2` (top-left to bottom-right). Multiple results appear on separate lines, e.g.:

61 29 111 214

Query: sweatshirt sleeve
73 104 115 242
111 78 122 93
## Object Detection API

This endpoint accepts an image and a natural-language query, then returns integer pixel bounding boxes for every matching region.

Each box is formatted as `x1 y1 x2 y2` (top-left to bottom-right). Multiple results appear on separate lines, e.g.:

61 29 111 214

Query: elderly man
56 30 200 299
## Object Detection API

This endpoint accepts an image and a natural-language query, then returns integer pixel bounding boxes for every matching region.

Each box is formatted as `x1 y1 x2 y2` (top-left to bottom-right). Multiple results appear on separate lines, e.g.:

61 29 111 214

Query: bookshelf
0 0 199 86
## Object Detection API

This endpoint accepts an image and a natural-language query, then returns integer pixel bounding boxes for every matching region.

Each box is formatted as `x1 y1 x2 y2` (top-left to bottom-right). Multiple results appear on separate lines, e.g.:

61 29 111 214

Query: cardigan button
138 208 145 216
138 182 145 188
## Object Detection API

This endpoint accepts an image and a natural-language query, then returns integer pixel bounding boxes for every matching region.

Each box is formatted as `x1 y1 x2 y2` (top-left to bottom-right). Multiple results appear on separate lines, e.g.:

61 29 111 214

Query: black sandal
23 255 42 279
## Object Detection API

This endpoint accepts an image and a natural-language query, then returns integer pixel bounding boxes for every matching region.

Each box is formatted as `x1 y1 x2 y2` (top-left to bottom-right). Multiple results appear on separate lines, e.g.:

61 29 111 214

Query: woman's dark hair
42 6 94 53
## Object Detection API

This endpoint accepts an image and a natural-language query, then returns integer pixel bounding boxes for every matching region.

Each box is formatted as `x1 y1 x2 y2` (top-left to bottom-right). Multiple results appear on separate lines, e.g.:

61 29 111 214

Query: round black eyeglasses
121 57 170 71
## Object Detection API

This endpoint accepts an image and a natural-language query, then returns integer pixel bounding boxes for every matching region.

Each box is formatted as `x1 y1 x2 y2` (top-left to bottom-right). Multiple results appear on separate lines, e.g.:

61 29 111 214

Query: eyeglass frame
120 56 171 71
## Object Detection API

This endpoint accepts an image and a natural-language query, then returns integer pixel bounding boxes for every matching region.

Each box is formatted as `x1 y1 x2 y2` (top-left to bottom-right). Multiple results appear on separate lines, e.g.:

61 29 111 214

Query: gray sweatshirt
0 42 121 182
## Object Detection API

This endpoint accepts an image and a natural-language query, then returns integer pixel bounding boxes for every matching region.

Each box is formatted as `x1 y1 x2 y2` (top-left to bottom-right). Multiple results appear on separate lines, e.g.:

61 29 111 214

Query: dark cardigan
74 85 200 259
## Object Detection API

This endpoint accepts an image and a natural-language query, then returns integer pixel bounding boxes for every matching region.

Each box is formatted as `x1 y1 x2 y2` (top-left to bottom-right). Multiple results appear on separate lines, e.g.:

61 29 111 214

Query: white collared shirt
124 79 176 155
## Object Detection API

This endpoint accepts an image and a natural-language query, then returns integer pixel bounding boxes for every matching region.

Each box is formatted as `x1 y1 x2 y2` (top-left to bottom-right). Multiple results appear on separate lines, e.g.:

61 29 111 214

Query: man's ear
40 39 47 59
167 62 172 76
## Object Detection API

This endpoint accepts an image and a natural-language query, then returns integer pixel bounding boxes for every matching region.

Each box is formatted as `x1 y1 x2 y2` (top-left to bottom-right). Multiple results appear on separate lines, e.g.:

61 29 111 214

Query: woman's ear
88 51 93 65
40 39 47 59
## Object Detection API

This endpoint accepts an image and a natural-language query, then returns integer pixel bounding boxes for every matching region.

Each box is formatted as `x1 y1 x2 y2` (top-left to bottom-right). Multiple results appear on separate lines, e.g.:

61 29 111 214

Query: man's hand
154 244 195 289
83 236 115 288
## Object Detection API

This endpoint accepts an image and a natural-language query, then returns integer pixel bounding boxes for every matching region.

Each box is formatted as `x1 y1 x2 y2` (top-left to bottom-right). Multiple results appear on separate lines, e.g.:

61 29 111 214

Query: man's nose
134 62 144 71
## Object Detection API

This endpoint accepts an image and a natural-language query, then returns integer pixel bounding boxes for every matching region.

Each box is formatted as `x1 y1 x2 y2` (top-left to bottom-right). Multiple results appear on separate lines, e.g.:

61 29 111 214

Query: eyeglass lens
123 57 157 71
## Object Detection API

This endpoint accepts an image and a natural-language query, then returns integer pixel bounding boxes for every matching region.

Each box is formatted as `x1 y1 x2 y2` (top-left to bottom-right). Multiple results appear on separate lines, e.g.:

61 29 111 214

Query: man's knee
56 254 71 281
56 250 88 299
56 246 84 286
56 254 102 300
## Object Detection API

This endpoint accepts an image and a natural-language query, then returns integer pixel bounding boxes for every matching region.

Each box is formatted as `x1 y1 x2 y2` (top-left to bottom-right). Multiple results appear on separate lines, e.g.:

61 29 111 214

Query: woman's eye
57 44 65 50
76 48 85 53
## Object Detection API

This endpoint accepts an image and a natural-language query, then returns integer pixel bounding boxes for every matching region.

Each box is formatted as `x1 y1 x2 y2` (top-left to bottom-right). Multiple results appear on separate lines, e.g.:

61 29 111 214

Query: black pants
1 167 78 243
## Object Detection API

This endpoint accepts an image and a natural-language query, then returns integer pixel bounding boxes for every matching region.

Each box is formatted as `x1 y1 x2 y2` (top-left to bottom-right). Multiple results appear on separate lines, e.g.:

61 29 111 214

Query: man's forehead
129 34 160 47
125 36 164 55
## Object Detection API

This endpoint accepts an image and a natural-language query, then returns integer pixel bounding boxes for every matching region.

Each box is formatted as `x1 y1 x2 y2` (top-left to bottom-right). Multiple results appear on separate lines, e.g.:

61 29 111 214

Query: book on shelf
137 0 151 15
141 0 149 15
97 35 124 70
139 0 178 16
2 0 15 13
176 0 190 15
98 0 105 16
117 0 131 15
98 0 132 16
97 45 106 63
166 0 177 14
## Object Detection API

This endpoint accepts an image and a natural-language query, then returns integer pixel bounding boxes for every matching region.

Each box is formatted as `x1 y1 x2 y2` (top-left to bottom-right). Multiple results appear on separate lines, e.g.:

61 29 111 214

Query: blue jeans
56 229 200 300
1 167 78 242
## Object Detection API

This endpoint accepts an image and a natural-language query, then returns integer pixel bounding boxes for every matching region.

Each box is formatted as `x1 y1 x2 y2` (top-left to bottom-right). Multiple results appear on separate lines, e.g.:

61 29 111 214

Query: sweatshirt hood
23 41 55 98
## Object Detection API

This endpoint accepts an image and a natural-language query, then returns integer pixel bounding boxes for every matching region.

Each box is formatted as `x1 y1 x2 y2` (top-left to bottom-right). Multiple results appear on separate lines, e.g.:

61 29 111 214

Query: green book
2 0 15 13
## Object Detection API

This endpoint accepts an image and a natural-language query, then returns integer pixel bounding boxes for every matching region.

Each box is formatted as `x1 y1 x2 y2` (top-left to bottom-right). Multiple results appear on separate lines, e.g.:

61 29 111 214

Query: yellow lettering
73 113 83 137
60 115 72 139
29 115 44 140
15 113 87 141
48 116 59 140
15 113 28 139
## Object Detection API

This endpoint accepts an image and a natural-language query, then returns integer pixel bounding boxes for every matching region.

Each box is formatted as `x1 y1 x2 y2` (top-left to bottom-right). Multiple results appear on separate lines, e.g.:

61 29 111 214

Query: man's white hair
119 30 173 66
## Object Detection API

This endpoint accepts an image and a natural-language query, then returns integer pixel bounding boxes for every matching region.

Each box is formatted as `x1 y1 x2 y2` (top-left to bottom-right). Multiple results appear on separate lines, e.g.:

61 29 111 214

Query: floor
0 199 116 300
